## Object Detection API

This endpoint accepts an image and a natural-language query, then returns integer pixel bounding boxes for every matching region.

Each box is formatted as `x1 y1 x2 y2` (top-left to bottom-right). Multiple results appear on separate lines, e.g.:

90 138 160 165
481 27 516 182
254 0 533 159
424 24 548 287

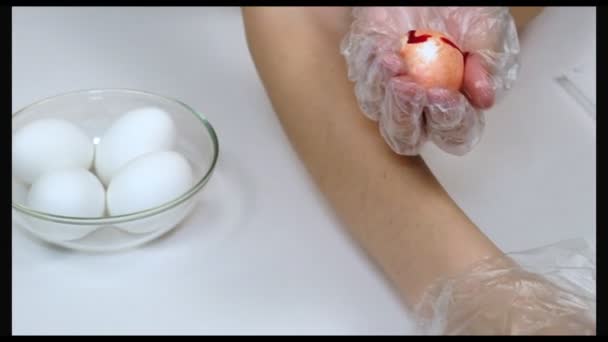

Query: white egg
12 177 28 204
95 107 176 186
107 151 193 216
12 118 94 184
27 168 106 217
25 168 106 241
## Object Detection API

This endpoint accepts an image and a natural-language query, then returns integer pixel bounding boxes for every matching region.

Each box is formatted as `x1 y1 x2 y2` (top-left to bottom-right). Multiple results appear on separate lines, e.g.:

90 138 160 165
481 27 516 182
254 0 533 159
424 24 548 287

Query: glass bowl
12 89 219 252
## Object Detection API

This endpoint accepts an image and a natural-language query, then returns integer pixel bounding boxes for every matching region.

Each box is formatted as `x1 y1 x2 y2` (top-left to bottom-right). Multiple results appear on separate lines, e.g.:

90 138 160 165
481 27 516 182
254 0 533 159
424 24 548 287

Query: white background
12 7 596 335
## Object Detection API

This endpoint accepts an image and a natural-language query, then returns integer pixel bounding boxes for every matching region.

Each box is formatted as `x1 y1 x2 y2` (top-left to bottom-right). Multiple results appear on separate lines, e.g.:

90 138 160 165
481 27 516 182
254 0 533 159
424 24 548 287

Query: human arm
242 7 504 305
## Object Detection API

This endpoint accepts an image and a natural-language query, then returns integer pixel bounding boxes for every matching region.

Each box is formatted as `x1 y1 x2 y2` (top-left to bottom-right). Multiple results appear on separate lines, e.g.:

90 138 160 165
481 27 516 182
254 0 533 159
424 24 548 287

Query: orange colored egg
400 30 465 91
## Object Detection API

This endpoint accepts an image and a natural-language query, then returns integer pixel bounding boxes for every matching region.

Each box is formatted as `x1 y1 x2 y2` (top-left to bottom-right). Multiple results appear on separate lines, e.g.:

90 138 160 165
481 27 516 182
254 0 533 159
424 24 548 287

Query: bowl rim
11 88 220 225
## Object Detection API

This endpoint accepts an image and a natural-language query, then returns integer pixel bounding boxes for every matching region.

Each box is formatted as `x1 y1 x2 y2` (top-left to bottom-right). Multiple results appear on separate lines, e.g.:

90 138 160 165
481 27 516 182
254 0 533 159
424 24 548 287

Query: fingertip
380 76 427 156
463 53 495 109
426 88 468 129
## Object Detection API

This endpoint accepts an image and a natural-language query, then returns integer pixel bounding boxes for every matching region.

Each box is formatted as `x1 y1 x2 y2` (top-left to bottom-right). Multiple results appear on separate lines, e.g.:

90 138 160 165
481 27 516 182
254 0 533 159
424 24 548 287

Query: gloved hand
414 239 596 335
341 7 520 155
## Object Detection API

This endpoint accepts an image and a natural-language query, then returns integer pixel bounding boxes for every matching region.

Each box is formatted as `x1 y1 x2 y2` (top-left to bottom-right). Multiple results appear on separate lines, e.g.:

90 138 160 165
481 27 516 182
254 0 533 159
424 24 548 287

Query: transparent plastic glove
341 7 520 155
415 239 596 335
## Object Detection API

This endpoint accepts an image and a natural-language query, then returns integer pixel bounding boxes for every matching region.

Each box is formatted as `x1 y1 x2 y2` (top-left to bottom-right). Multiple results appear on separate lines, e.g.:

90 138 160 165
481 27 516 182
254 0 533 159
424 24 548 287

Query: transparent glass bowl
12 89 219 252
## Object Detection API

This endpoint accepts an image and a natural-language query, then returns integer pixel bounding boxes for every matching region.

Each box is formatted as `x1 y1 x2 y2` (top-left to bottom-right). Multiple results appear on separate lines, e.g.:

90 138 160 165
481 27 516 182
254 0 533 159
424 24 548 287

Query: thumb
463 52 495 109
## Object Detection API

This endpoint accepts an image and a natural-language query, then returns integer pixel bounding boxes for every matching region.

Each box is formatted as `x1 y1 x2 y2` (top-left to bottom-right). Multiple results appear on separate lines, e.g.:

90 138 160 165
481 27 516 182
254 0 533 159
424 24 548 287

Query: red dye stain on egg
400 30 465 91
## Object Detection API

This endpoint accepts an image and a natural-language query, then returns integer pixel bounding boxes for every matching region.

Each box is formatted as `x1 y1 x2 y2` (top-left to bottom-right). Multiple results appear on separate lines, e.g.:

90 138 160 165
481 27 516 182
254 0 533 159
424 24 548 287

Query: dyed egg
400 30 465 91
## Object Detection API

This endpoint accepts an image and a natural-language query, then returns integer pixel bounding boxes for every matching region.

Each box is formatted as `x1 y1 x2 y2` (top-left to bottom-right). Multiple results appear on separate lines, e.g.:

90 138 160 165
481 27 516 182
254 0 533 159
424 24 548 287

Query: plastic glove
414 239 596 335
341 7 520 155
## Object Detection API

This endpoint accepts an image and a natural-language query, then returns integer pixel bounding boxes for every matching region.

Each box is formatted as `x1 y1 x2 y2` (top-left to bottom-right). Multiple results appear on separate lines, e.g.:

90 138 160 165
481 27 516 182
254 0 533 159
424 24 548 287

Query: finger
426 88 485 156
462 52 495 109
440 7 519 109
353 47 405 121
379 76 427 156
346 33 406 120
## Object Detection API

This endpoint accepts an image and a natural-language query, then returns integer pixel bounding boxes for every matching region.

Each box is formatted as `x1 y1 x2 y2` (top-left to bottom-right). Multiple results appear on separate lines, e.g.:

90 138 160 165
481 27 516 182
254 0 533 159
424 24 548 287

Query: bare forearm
243 7 503 306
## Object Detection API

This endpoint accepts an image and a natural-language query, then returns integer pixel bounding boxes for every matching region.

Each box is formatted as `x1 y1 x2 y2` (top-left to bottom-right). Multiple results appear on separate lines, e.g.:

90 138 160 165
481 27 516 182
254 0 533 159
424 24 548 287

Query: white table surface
12 7 596 335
